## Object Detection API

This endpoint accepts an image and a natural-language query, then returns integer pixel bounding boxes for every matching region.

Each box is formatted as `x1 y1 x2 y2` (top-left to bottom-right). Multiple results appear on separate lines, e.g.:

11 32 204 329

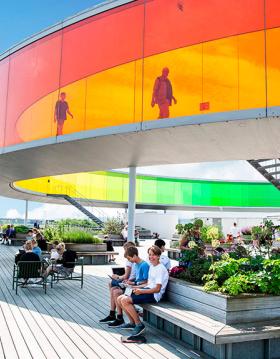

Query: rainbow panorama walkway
0 245 206 359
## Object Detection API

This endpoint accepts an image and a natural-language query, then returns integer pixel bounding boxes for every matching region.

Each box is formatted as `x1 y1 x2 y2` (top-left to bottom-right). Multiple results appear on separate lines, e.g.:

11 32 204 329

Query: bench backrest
17 261 42 279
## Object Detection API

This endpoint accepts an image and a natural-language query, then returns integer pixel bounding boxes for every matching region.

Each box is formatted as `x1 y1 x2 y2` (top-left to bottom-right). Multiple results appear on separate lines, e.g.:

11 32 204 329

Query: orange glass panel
266 28 280 112
6 32 62 146
143 44 202 121
202 37 238 113
144 0 264 57
57 80 86 135
0 58 9 148
238 31 266 110
85 60 142 129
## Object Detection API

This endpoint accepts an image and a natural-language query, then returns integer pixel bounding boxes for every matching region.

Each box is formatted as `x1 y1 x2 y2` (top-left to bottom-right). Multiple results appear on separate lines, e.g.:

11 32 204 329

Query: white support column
24 200 28 226
128 166 136 242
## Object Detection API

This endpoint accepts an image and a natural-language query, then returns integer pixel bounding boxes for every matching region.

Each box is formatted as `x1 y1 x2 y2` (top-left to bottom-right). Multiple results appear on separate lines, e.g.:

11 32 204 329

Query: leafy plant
221 274 254 296
193 219 203 228
61 230 102 244
43 227 61 242
102 217 123 235
178 258 212 284
175 224 184 235
14 225 29 234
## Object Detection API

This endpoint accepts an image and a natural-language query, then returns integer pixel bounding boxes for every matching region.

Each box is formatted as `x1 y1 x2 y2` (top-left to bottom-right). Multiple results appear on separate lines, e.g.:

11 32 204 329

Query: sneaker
119 322 136 330
108 318 124 327
130 323 145 336
99 315 116 323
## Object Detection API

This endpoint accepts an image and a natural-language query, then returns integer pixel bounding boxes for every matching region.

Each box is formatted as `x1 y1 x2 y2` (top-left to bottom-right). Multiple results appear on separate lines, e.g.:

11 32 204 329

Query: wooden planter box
64 243 106 252
167 248 180 260
167 277 280 324
15 233 28 240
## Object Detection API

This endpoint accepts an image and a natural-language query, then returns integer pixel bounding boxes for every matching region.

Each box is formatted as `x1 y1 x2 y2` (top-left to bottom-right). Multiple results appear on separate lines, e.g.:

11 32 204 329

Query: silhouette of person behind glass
151 67 177 119
54 92 73 136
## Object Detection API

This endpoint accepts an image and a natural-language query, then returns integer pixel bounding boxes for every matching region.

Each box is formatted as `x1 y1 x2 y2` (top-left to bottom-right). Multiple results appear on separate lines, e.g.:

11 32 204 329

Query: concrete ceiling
1 116 280 204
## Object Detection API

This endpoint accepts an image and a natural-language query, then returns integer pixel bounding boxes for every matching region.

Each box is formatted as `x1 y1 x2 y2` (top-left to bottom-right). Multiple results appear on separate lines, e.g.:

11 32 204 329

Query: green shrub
103 217 123 235
193 219 203 228
178 258 212 285
14 225 29 234
61 230 102 244
203 256 280 296
57 218 98 228
43 227 61 242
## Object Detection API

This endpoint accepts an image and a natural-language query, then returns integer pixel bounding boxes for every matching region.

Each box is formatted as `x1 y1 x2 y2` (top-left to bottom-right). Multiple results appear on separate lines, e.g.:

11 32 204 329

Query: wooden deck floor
0 245 207 359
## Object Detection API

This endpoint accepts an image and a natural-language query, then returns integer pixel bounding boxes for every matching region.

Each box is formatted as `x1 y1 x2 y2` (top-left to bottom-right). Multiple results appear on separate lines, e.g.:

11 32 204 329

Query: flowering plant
170 266 185 278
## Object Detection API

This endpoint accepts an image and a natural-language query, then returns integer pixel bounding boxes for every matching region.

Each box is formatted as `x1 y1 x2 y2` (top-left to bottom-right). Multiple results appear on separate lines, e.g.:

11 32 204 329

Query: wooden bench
141 302 280 359
76 251 119 265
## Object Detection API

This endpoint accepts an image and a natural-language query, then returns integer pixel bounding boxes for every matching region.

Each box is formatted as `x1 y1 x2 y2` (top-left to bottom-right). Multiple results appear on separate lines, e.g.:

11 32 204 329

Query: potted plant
102 217 123 239
61 230 105 252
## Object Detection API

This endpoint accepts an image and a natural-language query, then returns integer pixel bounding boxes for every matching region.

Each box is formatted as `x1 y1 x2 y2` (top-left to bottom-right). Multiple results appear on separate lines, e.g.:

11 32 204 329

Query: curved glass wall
0 0 279 148
14 171 280 208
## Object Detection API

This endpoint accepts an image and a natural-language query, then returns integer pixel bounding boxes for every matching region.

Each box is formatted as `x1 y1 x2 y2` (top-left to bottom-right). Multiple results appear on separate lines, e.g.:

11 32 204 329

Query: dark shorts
111 279 122 287
131 293 156 304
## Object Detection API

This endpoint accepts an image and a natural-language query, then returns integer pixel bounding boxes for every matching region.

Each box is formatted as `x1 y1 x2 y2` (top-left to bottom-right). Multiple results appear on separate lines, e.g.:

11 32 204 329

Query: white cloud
28 203 86 220
5 209 24 219
118 160 265 181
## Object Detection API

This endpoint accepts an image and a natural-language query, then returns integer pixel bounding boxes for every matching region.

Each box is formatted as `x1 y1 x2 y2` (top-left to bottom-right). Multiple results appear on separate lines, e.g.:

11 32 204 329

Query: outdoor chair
13 260 47 294
50 257 84 288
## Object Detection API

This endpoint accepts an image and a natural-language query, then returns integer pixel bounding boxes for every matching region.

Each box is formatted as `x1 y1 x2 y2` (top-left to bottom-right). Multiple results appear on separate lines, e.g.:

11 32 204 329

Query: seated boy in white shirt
117 245 169 338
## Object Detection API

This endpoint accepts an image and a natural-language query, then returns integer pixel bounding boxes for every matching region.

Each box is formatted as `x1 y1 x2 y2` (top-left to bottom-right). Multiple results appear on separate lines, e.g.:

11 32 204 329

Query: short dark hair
148 245 161 257
125 246 138 258
154 239 165 248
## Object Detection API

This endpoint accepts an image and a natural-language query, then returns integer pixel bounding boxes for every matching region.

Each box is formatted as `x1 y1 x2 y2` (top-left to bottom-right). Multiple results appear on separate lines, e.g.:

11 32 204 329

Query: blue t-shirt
32 246 42 258
135 260 149 284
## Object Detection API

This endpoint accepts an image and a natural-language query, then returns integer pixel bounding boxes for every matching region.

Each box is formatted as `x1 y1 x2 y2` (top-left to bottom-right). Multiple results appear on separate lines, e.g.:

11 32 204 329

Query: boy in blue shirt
108 246 149 327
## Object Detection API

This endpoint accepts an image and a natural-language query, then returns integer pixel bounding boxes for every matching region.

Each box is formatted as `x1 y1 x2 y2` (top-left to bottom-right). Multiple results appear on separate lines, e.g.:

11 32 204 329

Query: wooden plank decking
0 245 208 359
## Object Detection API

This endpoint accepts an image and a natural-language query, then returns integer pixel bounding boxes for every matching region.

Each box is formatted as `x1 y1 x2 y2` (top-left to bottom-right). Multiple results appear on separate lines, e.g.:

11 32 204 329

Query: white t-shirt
147 263 169 302
160 254 171 270
50 250 60 260
146 254 171 271
125 260 136 280
230 226 240 238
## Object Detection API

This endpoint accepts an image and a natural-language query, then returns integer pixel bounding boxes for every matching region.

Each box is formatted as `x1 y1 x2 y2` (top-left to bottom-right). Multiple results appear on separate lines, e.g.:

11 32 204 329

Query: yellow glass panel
17 91 59 142
266 27 280 108
58 80 86 135
202 37 238 113
143 44 202 121
238 31 266 110
85 60 141 130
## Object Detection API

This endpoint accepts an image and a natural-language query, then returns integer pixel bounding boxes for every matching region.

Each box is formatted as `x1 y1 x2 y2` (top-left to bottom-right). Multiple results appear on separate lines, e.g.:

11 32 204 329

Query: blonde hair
57 242 65 252
25 240 32 251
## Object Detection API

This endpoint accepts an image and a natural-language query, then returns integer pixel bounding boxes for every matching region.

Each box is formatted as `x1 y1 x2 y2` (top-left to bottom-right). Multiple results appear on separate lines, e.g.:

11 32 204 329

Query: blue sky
0 0 264 220
0 0 103 53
